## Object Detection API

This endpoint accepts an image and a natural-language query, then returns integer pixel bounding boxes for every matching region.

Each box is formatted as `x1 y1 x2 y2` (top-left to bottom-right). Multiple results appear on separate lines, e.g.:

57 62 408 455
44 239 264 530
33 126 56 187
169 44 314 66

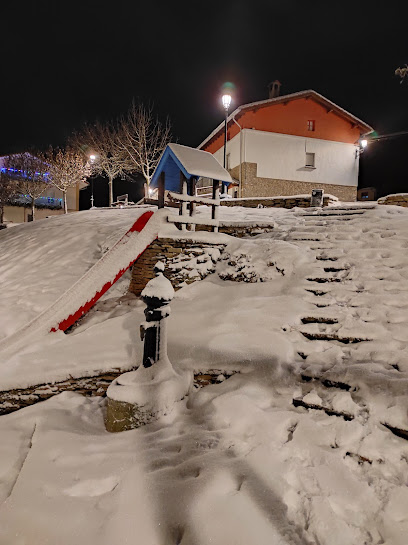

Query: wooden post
189 176 197 231
158 172 165 209
212 179 219 233
179 172 188 231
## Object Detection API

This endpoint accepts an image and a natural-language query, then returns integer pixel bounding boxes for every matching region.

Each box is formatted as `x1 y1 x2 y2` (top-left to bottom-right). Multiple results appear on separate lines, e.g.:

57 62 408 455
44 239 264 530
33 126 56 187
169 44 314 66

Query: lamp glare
222 94 232 109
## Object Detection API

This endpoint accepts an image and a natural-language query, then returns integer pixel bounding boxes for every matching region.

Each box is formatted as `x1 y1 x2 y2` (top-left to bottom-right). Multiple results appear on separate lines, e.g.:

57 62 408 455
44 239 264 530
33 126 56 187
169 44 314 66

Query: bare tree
5 153 50 221
45 147 91 214
0 168 18 224
395 65 408 82
118 102 172 197
71 121 132 207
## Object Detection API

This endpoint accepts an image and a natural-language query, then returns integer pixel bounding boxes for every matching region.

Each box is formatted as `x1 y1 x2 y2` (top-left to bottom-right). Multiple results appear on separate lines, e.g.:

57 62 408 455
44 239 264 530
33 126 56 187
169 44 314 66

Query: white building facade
200 90 373 201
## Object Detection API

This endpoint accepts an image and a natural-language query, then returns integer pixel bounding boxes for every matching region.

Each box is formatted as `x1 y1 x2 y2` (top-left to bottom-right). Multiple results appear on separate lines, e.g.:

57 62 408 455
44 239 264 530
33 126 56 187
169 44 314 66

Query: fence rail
166 175 220 232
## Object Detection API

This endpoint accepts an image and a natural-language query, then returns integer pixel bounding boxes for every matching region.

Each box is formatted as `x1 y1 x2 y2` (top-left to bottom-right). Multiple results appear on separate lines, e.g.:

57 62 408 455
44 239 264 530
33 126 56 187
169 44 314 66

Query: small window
305 152 315 168
307 120 315 131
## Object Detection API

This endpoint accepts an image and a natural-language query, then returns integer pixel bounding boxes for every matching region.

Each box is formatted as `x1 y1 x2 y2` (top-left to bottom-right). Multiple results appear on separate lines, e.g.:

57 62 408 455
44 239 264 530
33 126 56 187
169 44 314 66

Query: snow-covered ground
1 203 408 544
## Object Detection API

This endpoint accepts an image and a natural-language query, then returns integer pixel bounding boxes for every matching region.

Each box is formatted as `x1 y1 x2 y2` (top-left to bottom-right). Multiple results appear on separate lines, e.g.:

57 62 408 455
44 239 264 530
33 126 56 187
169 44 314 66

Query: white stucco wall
213 134 241 175
214 129 359 187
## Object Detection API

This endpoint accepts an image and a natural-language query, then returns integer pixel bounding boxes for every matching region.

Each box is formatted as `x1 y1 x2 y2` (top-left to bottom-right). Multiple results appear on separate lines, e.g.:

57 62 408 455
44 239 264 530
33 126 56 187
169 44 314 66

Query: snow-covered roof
198 90 374 150
151 143 233 189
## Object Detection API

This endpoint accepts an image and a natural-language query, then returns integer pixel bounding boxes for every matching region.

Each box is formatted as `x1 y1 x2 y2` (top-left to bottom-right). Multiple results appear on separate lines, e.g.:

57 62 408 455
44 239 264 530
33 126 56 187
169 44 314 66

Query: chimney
268 80 281 99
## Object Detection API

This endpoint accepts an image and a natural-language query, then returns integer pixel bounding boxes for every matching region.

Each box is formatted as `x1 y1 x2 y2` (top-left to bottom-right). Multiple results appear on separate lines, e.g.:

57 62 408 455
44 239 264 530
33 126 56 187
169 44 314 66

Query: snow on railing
166 180 220 233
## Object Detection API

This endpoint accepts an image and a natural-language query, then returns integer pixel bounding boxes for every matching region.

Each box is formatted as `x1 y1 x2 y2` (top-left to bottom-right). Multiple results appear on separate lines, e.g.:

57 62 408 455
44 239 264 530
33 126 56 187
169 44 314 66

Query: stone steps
299 331 371 343
301 316 339 324
300 374 354 391
323 266 349 272
292 397 354 421
306 277 344 283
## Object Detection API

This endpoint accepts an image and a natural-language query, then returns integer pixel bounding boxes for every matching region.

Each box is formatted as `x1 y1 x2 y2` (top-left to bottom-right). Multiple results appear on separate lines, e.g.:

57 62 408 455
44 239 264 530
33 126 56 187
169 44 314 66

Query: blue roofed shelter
150 143 233 204
150 143 233 232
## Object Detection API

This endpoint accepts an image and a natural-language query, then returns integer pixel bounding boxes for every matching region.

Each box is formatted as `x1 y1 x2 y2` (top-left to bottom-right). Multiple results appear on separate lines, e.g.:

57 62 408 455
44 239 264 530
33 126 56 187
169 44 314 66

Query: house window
305 152 315 168
307 120 315 131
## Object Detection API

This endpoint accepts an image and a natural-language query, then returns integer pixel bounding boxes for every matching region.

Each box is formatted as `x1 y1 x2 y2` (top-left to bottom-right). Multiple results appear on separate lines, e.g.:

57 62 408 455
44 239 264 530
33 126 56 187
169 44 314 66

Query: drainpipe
232 115 243 198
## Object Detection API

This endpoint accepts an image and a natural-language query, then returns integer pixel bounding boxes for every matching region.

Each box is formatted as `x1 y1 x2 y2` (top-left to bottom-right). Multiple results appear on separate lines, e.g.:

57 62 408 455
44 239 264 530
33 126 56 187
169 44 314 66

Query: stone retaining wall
378 194 408 207
0 368 132 415
196 223 275 237
220 195 337 209
231 162 357 202
129 237 227 296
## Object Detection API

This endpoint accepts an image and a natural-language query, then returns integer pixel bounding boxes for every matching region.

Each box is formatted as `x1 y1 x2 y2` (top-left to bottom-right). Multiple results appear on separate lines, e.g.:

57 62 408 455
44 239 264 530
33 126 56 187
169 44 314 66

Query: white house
199 88 373 201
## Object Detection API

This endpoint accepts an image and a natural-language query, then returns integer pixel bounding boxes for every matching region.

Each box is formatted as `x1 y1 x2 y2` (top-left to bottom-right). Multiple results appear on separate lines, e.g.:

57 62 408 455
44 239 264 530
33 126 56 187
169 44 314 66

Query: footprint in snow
148 457 179 471
179 465 201 479
63 475 119 497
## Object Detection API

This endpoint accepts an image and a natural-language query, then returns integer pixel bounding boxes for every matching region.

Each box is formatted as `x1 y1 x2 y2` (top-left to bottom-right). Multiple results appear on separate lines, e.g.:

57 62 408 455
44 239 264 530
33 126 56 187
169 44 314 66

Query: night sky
2 1 407 205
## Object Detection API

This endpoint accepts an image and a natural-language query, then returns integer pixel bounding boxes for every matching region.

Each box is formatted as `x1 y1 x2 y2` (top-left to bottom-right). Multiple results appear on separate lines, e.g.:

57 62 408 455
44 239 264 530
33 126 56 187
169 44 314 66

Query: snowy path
1 203 408 544
1 376 407 545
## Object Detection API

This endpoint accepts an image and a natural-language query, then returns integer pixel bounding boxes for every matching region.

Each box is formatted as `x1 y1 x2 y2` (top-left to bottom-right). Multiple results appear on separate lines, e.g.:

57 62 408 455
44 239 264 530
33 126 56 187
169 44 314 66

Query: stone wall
129 237 226 296
0 368 132 415
220 195 337 209
196 223 275 237
234 162 357 202
378 194 408 207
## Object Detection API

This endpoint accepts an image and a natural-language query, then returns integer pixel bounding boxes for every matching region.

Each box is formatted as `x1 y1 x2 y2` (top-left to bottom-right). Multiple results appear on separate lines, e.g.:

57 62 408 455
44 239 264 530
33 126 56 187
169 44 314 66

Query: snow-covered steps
296 371 408 443
306 277 345 283
299 331 372 343
305 288 329 296
323 266 349 272
301 316 339 325
315 255 340 261
382 422 408 441
292 397 355 421
300 374 354 392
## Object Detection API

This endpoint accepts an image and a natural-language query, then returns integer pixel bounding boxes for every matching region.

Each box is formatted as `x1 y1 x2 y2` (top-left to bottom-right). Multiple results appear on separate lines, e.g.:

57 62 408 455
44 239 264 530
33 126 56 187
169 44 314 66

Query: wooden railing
166 174 220 233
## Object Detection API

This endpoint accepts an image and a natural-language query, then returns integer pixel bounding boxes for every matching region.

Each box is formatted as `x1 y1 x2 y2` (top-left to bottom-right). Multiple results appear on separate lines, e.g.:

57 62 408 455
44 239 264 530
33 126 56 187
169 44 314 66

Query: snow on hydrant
105 262 192 432
140 261 173 368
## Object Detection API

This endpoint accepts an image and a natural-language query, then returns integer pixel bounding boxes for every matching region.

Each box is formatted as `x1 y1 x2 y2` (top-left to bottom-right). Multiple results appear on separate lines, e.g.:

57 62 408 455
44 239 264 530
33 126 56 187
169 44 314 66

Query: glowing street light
355 138 369 158
221 93 232 195
222 94 232 111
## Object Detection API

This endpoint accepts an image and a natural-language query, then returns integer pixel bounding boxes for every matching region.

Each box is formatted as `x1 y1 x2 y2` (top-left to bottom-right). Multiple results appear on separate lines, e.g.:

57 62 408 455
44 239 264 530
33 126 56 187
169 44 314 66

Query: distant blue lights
20 195 62 203
0 167 49 177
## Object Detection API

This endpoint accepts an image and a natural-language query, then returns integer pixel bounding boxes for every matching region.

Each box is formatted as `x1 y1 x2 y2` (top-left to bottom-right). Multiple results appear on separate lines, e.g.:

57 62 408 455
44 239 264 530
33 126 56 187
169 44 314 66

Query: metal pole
224 107 228 168
90 179 94 208
223 107 228 194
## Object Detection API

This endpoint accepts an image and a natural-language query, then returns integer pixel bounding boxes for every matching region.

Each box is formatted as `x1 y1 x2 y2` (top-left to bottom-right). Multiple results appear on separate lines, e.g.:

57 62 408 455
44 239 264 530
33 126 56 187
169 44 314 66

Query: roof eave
198 90 373 149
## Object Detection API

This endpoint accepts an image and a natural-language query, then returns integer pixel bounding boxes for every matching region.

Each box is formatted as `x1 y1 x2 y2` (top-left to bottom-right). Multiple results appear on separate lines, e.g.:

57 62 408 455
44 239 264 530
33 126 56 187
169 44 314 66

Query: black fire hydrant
140 262 174 368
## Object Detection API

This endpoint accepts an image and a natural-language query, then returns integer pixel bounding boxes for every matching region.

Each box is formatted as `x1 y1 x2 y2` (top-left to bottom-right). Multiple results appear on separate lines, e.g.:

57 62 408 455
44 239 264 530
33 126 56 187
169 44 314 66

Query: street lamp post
89 154 96 208
221 94 232 194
